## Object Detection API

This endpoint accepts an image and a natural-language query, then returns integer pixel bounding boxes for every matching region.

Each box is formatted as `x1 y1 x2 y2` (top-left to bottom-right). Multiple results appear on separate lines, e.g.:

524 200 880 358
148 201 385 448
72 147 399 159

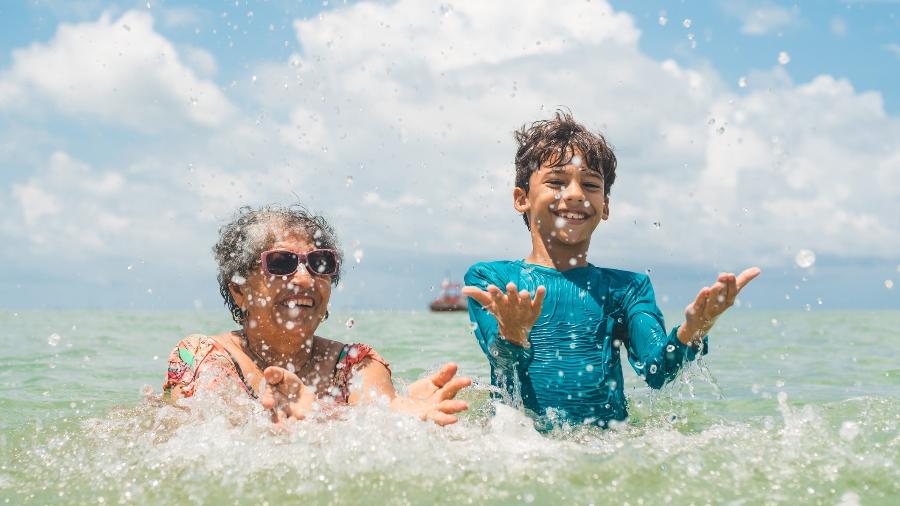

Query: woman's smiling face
231 230 333 343
516 151 609 246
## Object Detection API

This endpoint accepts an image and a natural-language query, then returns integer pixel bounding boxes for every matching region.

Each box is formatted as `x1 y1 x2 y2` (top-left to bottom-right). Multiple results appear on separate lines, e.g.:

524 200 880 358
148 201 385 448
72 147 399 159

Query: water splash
794 249 816 269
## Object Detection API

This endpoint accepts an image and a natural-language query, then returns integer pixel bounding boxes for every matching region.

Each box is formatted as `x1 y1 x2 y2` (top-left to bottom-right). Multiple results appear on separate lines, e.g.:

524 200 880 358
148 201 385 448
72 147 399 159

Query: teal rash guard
465 260 707 427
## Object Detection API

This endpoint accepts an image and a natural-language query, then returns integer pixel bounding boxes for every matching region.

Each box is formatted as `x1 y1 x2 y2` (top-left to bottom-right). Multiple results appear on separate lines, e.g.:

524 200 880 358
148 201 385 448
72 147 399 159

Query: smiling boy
463 111 759 427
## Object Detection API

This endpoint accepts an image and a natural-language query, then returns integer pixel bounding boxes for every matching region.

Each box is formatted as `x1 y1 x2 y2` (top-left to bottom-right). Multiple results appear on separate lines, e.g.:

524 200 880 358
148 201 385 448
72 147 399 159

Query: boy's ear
513 187 530 213
601 197 610 220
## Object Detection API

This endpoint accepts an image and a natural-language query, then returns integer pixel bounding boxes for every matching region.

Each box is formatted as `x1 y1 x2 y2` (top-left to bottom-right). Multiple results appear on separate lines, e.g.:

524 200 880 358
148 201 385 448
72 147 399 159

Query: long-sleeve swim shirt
465 260 707 426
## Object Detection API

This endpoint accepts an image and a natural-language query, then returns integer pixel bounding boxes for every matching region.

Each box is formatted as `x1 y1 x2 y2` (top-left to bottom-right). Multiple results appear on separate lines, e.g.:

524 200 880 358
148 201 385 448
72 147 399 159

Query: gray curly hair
214 204 343 323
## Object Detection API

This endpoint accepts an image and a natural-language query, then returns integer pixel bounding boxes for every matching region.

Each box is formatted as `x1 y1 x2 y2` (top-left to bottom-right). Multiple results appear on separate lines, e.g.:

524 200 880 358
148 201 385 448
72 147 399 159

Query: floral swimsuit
163 334 389 403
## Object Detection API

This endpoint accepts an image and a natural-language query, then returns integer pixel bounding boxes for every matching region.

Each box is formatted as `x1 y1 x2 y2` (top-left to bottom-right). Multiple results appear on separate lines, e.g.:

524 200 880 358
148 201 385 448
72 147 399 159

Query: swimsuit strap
222 346 259 399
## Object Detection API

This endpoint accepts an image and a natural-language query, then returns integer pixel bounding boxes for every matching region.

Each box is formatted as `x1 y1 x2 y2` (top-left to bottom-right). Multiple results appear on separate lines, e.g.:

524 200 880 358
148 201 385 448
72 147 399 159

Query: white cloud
885 43 900 60
2 0 899 296
250 0 898 267
0 10 234 131
723 2 798 35
830 17 848 37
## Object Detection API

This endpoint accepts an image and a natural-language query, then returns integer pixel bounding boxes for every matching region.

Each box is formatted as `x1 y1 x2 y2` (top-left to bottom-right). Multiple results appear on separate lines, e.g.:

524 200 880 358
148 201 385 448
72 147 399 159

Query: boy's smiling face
514 151 609 247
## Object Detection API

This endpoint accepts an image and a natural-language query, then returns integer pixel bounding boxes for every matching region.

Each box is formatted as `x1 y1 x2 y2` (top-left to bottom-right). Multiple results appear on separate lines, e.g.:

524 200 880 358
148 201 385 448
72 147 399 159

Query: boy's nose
563 181 585 201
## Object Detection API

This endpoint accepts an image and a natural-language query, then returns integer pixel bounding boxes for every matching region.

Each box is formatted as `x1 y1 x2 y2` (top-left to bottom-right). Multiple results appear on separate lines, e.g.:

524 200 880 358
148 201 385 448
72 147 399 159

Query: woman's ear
513 187 530 214
228 283 248 311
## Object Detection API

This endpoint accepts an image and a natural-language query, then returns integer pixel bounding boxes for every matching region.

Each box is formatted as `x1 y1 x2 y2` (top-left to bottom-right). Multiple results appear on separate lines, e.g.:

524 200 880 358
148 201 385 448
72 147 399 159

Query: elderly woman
163 204 470 425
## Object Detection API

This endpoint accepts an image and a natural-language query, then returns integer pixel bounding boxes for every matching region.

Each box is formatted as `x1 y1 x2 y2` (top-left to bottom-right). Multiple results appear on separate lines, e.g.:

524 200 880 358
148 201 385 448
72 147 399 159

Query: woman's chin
273 306 320 329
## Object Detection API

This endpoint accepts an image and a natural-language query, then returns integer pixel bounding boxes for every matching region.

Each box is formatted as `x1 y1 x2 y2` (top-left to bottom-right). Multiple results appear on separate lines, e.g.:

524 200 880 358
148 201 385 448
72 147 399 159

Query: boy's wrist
498 325 530 348
676 323 705 346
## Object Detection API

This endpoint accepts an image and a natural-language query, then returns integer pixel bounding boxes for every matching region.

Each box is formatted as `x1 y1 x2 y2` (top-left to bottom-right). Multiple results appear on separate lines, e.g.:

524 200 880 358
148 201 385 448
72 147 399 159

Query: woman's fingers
261 381 277 409
427 411 459 426
436 375 472 400
263 366 284 386
436 399 469 414
428 363 458 388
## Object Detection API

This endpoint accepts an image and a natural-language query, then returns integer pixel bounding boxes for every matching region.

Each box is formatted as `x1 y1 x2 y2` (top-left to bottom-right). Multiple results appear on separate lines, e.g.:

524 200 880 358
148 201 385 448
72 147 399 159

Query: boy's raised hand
677 267 761 345
462 283 546 348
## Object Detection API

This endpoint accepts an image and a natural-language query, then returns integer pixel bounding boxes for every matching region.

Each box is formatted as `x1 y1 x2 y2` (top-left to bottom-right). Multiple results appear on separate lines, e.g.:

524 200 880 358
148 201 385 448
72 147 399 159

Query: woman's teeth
283 297 314 309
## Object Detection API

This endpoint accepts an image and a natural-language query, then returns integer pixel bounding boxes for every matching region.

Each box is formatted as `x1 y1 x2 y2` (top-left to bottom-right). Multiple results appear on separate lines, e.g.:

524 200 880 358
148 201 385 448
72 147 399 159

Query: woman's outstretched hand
678 267 761 345
462 283 546 348
260 366 316 423
391 363 472 426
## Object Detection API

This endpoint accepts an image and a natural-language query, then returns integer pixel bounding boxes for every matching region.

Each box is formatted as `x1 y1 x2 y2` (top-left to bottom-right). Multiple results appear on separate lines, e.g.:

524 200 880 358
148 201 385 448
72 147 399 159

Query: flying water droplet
777 51 791 65
231 274 247 285
555 217 566 228
568 257 577 266
353 249 364 263
839 421 859 441
585 364 594 372
717 126 725 135
345 176 353 187
885 279 894 289
682 18 692 28
652 221 661 229
738 76 747 88
345 317 355 328
795 249 816 268
47 333 61 346
658 16 668 26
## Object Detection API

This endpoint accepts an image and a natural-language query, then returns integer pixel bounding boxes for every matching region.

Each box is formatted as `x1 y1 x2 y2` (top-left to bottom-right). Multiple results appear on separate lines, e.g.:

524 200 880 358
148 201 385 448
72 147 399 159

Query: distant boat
429 279 467 312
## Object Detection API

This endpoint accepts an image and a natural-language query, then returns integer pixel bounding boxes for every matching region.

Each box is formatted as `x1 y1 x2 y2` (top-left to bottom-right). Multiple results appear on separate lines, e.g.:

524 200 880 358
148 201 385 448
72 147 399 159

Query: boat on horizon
429 279 467 312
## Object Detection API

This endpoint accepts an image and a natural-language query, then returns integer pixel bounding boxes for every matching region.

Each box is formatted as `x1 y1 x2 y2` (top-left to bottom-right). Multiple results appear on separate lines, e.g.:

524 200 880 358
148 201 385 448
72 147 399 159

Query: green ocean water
1 309 898 504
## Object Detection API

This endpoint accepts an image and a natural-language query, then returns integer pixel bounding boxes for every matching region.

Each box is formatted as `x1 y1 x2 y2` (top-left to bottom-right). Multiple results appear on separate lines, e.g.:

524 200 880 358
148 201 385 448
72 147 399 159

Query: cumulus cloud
1 0 899 309
237 0 898 268
722 2 798 35
885 43 900 60
0 10 234 131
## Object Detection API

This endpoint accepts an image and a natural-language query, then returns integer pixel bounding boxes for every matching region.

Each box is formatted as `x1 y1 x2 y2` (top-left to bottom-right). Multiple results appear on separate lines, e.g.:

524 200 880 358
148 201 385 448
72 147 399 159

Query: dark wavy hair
514 109 617 228
213 204 342 323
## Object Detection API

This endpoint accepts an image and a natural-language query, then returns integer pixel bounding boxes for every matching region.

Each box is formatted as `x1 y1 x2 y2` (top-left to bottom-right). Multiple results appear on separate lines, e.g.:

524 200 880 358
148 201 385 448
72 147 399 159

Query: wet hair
513 109 617 228
213 204 343 323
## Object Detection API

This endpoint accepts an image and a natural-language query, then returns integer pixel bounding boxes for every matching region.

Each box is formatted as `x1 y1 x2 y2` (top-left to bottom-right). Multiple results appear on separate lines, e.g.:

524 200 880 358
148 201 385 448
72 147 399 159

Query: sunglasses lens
307 250 338 275
265 251 299 276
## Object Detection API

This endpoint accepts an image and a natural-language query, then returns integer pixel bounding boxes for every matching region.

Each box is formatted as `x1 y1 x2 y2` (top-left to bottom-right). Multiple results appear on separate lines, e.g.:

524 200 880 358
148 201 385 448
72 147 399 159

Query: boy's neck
525 232 590 271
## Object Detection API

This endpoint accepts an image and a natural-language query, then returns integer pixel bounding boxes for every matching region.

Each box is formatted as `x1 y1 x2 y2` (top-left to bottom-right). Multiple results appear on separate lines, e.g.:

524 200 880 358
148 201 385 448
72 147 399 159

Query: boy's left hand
677 267 761 345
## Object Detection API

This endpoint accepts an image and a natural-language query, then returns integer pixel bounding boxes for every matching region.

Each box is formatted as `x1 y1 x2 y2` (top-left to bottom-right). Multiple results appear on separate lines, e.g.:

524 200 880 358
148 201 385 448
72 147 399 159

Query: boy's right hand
462 283 545 348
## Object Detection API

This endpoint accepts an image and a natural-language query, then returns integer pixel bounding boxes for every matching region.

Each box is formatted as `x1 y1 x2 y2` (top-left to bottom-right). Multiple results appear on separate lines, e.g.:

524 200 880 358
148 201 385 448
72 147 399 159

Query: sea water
1 309 898 504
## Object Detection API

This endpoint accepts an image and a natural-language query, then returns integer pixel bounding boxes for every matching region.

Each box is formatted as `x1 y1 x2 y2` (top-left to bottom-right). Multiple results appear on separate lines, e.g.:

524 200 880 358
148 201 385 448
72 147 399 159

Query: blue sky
1 0 899 312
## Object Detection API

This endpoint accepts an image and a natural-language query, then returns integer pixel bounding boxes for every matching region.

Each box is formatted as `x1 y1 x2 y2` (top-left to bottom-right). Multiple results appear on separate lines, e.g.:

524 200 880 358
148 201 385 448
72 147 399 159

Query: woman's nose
289 263 316 288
